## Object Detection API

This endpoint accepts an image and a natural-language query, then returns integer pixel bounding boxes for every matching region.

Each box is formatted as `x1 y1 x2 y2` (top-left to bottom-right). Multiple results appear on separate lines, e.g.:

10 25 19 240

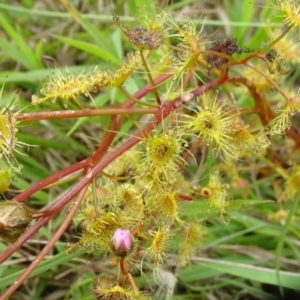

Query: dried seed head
125 26 163 50
265 47 281 74
206 38 242 69
0 200 32 243
266 49 278 63
114 15 163 50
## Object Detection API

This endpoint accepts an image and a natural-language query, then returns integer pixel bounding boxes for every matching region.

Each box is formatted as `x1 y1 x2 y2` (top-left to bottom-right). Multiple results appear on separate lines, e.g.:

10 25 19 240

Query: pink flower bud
111 228 133 257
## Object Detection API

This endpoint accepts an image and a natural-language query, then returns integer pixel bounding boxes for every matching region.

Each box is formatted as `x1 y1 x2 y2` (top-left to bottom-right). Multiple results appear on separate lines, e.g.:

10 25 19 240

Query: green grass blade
194 257 300 290
0 4 279 27
0 37 33 70
0 67 85 84
0 12 41 69
55 36 120 64
275 192 300 297
0 249 85 290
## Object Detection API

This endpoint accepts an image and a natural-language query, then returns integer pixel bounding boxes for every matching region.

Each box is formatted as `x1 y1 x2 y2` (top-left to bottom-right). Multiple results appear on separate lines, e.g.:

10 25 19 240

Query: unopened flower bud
111 228 133 257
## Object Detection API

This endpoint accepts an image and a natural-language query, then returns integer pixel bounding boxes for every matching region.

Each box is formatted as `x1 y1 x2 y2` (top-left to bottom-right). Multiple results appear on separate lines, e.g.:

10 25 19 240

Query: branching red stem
0 75 226 296
13 74 172 204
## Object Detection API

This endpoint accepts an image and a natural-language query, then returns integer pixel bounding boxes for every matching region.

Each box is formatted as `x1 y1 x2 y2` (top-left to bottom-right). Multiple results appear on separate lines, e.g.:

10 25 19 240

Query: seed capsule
0 200 32 243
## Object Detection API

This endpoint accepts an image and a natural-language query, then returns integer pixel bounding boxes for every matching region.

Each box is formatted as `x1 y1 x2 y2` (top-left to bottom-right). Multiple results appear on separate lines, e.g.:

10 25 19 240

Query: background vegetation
0 0 300 299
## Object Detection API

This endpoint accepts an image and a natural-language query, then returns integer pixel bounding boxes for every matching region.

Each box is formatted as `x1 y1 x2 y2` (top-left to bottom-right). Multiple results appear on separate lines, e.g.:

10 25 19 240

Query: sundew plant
1 0 300 299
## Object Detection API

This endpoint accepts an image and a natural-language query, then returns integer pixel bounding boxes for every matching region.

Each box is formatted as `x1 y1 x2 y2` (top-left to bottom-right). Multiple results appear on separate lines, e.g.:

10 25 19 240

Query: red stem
120 257 138 293
16 108 158 122
13 160 87 203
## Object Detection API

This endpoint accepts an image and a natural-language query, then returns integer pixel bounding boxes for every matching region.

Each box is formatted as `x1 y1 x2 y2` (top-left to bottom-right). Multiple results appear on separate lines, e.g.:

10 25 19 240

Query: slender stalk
119 86 158 108
259 25 292 54
120 258 138 294
218 51 260 74
227 75 274 126
245 62 289 102
92 178 99 219
140 50 161 106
